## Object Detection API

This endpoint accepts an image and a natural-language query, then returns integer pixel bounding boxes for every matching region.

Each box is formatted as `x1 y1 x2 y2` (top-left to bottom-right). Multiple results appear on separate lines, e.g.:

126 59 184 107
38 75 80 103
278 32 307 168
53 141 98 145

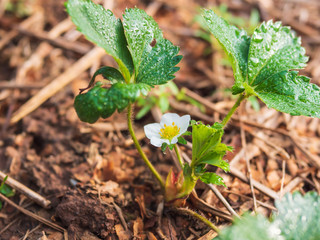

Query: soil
1 0 320 239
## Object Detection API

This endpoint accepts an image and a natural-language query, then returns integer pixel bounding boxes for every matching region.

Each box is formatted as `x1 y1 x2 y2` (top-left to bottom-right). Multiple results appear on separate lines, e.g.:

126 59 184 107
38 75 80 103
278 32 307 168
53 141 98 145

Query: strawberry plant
67 0 320 233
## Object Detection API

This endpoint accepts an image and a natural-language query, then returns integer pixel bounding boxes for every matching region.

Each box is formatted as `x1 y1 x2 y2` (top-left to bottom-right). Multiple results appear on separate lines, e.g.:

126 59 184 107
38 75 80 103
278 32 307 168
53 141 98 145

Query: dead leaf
147 231 157 240
6 146 21 176
47 231 63 240
98 180 122 197
115 224 132 240
133 217 146 239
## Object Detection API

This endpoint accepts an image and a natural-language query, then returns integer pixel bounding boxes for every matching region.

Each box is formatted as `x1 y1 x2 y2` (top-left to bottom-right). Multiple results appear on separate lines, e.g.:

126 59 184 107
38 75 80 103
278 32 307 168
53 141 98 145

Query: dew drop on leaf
251 57 260 66
253 35 263 43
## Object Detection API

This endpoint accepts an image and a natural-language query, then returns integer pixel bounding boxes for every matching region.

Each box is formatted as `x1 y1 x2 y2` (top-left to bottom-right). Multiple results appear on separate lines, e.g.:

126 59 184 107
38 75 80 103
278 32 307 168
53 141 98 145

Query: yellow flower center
159 122 180 141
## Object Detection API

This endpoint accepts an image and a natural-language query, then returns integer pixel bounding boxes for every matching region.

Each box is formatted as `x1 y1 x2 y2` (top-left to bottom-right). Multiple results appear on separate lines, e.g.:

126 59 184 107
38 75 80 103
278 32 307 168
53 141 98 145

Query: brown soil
1 0 320 239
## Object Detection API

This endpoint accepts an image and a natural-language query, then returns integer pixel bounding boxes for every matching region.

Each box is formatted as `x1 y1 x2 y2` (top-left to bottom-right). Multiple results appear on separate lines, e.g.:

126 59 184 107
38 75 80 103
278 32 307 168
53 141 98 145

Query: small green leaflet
161 142 168 152
202 9 250 93
66 0 133 82
123 8 182 86
177 136 187 145
202 10 320 118
200 172 226 187
191 122 230 187
74 82 150 123
191 122 224 166
197 143 231 172
0 176 15 210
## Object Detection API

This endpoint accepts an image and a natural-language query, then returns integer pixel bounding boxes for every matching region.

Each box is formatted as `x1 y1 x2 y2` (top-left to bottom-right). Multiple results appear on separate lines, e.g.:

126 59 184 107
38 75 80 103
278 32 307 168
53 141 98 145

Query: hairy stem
174 144 183 168
176 207 220 233
221 94 247 127
127 104 165 189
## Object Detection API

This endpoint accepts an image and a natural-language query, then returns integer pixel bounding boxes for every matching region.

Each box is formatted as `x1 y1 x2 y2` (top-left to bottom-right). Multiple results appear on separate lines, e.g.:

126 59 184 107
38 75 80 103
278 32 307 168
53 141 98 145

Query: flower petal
150 137 166 147
176 115 190 136
144 123 161 140
160 113 180 127
171 136 178 145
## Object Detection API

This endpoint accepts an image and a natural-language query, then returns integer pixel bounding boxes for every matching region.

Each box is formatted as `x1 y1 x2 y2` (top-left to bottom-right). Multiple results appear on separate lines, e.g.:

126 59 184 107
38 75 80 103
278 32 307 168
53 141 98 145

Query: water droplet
274 21 281 30
253 34 263 43
251 57 260 66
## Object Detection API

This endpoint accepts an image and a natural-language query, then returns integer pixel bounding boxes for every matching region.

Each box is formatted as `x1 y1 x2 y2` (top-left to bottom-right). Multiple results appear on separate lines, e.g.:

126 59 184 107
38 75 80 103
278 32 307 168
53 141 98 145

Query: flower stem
174 144 183 168
221 94 247 127
127 104 165 189
176 207 220 233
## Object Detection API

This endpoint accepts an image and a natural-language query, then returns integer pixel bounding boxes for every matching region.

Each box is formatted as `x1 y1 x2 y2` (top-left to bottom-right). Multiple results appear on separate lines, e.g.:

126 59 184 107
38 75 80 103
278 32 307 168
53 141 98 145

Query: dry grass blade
10 47 105 124
190 191 233 221
18 28 91 54
240 121 258 212
0 193 68 240
230 167 279 200
0 218 19 236
0 171 51 208
206 184 240 218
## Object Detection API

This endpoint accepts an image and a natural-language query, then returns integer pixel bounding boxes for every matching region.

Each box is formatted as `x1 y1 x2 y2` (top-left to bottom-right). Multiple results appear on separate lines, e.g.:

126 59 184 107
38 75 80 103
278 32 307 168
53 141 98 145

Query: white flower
144 113 191 147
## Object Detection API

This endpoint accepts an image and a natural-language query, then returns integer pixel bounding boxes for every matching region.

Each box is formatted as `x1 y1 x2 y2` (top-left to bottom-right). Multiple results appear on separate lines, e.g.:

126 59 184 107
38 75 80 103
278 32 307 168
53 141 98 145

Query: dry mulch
1 0 320 239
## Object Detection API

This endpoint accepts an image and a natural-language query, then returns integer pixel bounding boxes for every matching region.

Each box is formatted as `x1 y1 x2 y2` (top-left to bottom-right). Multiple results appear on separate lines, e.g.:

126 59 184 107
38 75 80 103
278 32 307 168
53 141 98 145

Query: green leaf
197 143 231 172
272 192 320 240
0 184 14 197
168 144 174 151
123 8 182 86
74 82 150 123
254 71 320 117
182 131 192 136
81 66 125 92
161 142 168 152
247 21 308 87
0 176 14 197
0 176 7 189
194 164 206 177
217 213 283 240
199 172 226 187
191 122 224 166
66 0 133 81
203 12 320 118
202 9 250 92
91 66 125 84
177 136 187 145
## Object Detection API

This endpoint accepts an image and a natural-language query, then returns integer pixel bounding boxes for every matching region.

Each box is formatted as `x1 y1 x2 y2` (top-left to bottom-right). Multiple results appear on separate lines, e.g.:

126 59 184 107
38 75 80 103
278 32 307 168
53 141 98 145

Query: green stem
221 94 247 127
127 104 165 189
174 144 183 168
176 207 220 233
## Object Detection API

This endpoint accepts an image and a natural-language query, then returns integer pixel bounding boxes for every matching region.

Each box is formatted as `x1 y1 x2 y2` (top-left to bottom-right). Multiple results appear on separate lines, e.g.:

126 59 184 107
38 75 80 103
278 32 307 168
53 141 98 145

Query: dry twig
0 193 68 240
0 171 51 208
10 47 106 124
